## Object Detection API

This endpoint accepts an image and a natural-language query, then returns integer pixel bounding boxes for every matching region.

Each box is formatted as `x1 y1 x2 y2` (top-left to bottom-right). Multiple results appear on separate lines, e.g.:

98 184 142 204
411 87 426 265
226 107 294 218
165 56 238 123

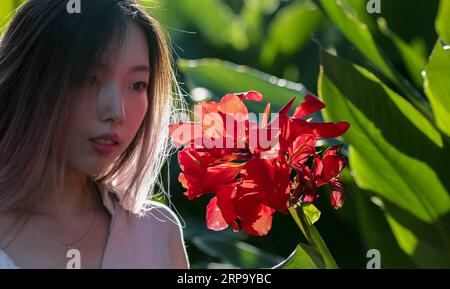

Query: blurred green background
2 0 449 268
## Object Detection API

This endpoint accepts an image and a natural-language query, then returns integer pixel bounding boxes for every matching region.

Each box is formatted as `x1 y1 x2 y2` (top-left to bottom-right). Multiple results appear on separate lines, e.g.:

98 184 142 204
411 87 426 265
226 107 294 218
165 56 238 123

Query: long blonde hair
0 0 188 215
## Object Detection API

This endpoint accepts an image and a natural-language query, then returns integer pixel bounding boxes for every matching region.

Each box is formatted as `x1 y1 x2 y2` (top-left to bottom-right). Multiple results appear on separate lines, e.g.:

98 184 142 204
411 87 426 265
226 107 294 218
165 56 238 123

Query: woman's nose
97 81 125 124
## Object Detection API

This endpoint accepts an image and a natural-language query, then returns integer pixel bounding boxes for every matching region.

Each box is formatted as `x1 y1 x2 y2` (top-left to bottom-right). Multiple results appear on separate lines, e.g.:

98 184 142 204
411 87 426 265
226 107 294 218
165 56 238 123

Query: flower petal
309 122 350 138
293 95 325 118
206 196 229 231
194 101 220 121
178 148 241 199
330 185 344 209
216 184 239 232
279 96 297 115
233 190 275 236
261 102 271 128
236 91 264 102
321 146 346 181
218 94 249 118
241 204 275 236
239 157 291 213
168 122 202 147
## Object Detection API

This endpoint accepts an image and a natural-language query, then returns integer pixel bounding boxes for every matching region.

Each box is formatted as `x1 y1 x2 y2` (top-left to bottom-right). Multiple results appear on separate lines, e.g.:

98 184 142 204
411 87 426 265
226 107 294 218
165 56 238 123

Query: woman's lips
90 139 119 154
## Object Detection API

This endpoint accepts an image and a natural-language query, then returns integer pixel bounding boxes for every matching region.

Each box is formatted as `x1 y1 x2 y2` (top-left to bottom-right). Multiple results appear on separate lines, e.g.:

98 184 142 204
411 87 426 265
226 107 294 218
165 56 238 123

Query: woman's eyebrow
129 65 150 73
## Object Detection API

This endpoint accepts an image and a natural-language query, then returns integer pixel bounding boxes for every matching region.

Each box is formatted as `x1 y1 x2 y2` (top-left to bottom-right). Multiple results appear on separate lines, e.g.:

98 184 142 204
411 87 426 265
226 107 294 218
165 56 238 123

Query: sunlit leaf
260 0 323 67
318 50 450 267
302 203 321 225
272 243 325 269
378 18 427 88
436 0 450 44
318 0 431 119
178 58 309 113
423 40 450 137
0 0 24 32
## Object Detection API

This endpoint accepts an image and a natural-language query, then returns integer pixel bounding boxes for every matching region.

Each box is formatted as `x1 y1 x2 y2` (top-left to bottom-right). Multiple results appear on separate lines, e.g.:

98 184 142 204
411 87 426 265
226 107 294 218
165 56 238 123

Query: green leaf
240 0 281 46
0 0 23 32
341 169 417 268
318 0 431 119
178 58 309 112
149 0 247 50
423 41 450 137
260 0 323 67
436 0 450 44
341 0 378 31
318 50 450 267
272 243 325 269
191 236 283 269
378 18 427 88
302 203 321 225
318 0 393 80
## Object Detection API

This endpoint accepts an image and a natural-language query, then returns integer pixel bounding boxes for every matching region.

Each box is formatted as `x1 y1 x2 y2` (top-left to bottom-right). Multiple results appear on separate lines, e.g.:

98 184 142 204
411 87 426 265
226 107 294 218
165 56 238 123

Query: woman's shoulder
113 200 190 268
99 182 183 232
119 199 183 232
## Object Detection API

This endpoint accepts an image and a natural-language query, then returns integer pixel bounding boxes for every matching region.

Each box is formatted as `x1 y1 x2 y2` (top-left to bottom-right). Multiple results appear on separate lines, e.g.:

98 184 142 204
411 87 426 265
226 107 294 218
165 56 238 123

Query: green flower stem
288 205 339 269
288 205 311 243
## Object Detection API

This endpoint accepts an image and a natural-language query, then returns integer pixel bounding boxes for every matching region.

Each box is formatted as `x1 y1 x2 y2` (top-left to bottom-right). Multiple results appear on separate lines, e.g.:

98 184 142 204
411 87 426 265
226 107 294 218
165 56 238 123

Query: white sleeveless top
0 183 190 269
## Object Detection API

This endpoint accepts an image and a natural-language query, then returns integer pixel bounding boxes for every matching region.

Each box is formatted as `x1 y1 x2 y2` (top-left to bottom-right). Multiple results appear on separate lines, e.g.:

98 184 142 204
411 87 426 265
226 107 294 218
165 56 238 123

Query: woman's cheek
124 97 148 144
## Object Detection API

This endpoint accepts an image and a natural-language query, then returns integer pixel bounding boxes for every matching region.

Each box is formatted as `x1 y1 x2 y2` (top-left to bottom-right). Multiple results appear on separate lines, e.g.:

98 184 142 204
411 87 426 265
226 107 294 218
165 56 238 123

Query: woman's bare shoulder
123 200 183 231
143 201 182 224
110 200 190 268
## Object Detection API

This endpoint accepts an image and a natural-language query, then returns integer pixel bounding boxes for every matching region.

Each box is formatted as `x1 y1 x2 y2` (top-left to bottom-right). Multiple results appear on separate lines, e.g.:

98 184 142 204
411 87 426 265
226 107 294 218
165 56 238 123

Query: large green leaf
378 18 427 88
317 0 431 119
436 0 450 44
423 41 450 137
318 50 450 267
191 236 283 269
318 0 392 80
149 0 248 50
342 0 378 32
272 243 325 269
260 0 323 67
178 58 309 113
376 0 439 52
341 169 417 268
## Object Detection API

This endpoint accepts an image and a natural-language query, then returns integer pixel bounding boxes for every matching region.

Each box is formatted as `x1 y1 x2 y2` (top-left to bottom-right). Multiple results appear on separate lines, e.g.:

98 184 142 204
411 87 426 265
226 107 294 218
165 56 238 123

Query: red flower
169 91 263 149
330 182 345 209
233 190 276 236
178 148 242 200
169 91 350 236
238 156 291 213
317 145 346 184
206 184 239 232
293 95 350 139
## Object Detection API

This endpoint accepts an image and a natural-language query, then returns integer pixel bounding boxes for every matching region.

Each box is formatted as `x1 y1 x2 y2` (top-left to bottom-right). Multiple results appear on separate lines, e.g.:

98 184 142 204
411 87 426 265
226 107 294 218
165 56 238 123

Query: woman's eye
130 81 148 92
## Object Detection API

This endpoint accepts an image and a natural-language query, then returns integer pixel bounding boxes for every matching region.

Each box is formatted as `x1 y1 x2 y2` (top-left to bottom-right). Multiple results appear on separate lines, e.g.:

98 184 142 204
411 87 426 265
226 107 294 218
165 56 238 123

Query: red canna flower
292 95 350 139
206 183 239 232
177 147 242 200
169 91 350 236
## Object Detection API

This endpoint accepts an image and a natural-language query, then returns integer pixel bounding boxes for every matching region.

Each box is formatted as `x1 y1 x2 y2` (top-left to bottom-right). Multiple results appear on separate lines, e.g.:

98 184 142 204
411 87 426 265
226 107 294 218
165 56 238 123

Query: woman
0 0 190 268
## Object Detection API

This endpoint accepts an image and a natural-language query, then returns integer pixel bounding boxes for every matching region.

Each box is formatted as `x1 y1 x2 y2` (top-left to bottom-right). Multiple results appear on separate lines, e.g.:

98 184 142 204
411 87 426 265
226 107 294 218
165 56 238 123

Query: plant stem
288 205 339 269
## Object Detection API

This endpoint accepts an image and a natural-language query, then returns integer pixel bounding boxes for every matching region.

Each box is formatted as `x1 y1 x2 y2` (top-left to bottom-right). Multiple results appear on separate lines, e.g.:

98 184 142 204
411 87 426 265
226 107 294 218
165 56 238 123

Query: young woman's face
67 23 150 176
